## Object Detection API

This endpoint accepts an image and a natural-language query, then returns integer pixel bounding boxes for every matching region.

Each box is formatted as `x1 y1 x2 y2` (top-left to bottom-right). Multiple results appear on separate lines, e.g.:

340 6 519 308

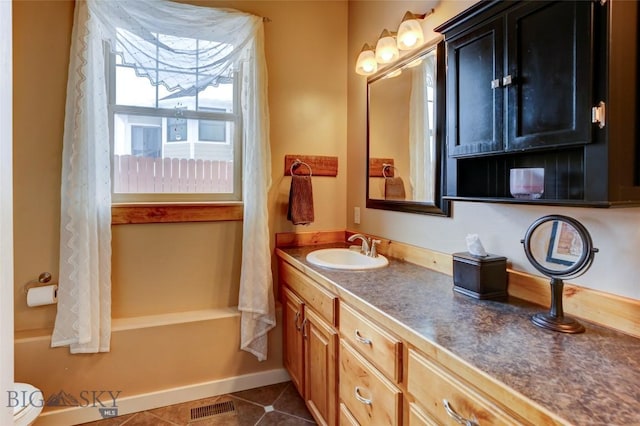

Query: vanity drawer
339 403 360 426
340 303 402 382
279 260 337 325
340 339 402 426
407 349 523 426
409 403 438 426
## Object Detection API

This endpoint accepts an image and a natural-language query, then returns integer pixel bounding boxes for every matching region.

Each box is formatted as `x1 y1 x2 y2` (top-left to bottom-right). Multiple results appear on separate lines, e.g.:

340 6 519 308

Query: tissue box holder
452 252 507 300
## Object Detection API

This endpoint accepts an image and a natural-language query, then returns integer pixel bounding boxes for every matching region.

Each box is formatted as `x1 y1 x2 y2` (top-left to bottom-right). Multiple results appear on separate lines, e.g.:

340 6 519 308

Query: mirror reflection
527 220 584 273
366 37 448 216
522 214 598 279
368 45 437 203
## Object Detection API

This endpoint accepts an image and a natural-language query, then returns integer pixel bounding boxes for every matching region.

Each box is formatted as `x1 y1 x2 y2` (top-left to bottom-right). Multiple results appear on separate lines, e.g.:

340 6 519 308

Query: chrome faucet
348 233 370 255
347 234 381 258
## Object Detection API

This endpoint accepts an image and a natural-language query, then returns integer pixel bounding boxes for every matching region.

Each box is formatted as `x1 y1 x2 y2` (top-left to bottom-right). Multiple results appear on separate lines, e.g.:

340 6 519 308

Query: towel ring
291 159 313 177
382 163 397 178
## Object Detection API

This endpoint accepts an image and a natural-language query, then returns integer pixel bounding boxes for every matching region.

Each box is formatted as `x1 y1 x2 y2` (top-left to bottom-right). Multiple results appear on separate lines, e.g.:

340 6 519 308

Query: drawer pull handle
354 329 372 345
294 311 302 331
490 78 500 89
443 399 479 426
354 387 372 405
301 318 308 339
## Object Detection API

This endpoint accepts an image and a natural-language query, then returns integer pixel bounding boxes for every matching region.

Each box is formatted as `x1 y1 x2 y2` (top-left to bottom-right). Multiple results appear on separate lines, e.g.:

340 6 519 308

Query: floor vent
190 400 236 421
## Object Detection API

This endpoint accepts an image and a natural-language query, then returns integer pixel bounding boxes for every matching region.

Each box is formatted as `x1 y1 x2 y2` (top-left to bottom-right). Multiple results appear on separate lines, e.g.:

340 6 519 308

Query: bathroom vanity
276 243 640 426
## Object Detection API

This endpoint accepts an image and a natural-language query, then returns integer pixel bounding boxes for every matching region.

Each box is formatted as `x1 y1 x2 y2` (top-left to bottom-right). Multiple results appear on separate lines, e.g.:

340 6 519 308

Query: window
167 116 187 142
199 107 227 142
108 31 241 202
131 126 161 157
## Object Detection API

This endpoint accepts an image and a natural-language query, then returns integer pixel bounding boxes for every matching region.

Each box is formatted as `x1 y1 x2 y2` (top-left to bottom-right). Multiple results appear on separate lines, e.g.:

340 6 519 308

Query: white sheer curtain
238 26 275 360
53 0 274 359
409 54 436 203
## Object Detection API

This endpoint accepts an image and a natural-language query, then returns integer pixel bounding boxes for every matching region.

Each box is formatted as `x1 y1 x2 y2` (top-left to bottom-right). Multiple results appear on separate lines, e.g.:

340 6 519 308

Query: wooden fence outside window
113 155 234 193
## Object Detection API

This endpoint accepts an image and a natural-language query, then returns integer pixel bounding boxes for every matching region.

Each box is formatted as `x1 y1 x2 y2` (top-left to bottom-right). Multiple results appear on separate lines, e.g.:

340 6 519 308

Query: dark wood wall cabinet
436 0 640 207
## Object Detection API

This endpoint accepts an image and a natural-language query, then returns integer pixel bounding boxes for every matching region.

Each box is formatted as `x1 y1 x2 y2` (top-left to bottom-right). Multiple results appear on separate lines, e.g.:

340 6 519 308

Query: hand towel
385 176 406 200
287 175 314 225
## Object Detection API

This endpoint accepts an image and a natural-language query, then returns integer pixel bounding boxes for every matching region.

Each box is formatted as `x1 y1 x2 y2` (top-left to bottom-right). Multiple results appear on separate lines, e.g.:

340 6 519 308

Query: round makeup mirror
521 215 598 333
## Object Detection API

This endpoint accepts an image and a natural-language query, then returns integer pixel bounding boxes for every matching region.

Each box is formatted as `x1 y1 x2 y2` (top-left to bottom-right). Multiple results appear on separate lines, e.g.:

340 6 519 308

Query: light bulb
362 61 376 73
375 30 399 64
397 11 427 51
355 44 378 76
401 33 418 47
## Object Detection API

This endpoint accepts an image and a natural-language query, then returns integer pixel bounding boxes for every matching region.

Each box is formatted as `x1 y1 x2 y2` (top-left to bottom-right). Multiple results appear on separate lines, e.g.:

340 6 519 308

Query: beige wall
347 0 640 301
12 0 347 407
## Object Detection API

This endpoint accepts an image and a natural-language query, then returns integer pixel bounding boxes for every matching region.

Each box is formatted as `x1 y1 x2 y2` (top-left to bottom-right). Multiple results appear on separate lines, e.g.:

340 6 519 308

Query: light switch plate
354 207 361 224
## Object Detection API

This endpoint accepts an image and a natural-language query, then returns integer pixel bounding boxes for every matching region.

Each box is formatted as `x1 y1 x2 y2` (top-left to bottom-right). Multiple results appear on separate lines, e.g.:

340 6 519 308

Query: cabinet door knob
354 387 372 405
490 79 501 89
354 329 372 345
502 74 513 86
443 399 479 426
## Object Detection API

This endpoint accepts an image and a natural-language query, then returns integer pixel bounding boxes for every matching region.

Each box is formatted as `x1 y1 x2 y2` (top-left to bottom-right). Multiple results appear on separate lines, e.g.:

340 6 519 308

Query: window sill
112 202 243 225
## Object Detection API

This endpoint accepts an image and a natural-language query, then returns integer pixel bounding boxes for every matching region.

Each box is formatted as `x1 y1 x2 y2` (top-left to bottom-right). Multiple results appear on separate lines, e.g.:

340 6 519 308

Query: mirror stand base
531 312 585 334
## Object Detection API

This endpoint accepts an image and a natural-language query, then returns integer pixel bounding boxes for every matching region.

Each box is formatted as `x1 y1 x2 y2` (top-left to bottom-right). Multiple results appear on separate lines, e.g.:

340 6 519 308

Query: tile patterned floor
79 381 316 426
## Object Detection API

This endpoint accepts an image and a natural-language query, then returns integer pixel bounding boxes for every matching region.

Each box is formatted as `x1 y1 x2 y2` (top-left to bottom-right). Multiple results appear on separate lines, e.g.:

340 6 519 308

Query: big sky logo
7 389 121 419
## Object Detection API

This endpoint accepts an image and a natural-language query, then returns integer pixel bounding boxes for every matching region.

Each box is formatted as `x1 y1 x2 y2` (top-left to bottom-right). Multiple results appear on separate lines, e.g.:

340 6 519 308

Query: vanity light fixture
397 11 429 50
375 29 399 64
355 9 435 76
355 43 378 76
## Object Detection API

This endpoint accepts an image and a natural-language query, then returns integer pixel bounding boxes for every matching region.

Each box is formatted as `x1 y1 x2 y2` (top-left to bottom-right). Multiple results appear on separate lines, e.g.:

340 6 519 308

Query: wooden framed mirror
366 36 449 216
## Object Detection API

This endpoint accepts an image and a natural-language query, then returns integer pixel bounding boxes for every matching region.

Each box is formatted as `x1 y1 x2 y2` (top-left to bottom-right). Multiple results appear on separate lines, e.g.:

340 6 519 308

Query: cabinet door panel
282 287 305 395
305 308 338 426
506 1 593 150
448 18 504 157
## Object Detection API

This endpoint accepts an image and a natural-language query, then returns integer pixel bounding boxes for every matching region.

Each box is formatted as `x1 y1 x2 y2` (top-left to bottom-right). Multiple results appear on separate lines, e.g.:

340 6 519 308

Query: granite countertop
277 244 640 426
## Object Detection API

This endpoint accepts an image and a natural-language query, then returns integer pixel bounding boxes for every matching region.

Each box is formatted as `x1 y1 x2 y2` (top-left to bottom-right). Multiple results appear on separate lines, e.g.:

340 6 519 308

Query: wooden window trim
112 202 243 225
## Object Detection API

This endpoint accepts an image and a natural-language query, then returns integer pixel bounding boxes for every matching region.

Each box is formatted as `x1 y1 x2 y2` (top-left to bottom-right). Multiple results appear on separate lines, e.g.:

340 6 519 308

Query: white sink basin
306 248 388 270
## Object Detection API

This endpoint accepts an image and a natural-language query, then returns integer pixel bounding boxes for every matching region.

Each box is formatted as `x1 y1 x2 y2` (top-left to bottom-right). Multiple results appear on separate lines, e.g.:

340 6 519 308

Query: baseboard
34 368 290 426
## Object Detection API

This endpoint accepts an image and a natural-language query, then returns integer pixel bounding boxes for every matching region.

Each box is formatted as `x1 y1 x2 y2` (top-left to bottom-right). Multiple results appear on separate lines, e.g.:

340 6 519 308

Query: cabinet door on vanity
447 17 505 157
304 308 338 426
279 260 339 425
282 287 305 395
505 1 593 151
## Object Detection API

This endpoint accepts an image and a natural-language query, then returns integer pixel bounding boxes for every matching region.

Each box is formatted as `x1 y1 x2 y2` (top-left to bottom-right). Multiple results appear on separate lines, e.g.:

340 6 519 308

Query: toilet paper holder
24 272 53 294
